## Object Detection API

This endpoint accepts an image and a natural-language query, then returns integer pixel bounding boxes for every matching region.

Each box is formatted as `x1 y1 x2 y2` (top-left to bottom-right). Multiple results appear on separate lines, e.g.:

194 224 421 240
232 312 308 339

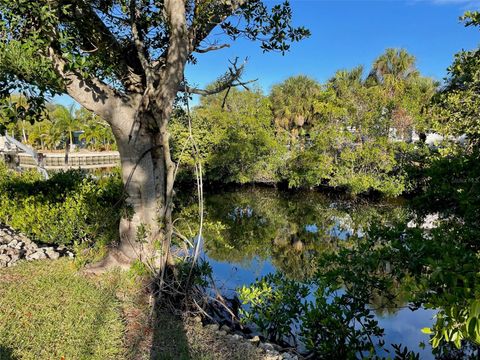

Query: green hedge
0 163 123 246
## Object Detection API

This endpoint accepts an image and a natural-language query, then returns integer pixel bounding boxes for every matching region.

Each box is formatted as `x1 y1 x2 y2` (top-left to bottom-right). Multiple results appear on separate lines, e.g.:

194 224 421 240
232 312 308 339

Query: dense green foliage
236 12 480 358
410 19 480 348
1 99 116 151
172 88 284 184
231 182 480 358
172 49 436 196
238 271 418 359
430 12 480 148
0 163 123 247
1 47 438 197
0 5 479 359
1 46 437 196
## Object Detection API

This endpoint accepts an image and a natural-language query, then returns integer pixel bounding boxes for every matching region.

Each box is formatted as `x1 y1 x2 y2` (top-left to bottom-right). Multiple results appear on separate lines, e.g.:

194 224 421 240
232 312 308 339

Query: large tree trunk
88 105 176 271
82 0 188 272
117 128 159 263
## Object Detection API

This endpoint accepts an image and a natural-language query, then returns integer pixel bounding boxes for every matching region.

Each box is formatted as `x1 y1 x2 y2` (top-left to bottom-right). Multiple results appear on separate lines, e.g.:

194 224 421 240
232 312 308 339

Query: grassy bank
0 260 272 360
0 260 126 360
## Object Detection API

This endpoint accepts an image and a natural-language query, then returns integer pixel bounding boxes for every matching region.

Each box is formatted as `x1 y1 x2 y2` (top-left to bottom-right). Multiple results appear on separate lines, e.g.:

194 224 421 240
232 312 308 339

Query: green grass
0 259 125 360
150 308 192 360
0 259 264 360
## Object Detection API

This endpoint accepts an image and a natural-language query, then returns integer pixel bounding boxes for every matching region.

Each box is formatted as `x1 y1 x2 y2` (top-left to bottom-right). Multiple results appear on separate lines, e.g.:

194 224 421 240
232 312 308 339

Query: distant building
72 130 85 148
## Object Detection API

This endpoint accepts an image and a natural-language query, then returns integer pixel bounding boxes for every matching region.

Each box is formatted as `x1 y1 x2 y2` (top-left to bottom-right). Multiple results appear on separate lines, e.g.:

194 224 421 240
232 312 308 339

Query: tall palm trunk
22 121 27 143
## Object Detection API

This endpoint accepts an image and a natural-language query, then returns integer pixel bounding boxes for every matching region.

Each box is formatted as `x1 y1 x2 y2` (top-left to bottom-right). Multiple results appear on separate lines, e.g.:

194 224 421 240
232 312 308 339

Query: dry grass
149 307 267 360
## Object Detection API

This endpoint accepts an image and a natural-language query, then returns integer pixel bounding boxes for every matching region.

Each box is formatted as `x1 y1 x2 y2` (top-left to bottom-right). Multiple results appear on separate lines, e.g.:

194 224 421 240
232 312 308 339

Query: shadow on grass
149 298 191 360
0 346 17 360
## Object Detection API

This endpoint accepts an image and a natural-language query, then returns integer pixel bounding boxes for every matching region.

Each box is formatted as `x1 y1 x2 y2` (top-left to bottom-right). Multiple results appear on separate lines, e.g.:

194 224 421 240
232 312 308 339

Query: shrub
0 163 123 246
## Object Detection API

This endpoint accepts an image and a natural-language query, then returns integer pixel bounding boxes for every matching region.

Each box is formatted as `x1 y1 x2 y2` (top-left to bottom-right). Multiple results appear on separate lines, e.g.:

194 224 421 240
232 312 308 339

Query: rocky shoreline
196 320 301 360
0 224 74 268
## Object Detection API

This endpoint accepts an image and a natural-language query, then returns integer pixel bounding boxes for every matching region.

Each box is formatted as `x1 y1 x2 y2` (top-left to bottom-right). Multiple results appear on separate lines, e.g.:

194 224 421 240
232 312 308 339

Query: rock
9 254 20 263
259 342 275 352
3 234 13 243
28 251 47 260
45 249 60 260
249 335 260 344
220 325 231 333
205 323 219 331
264 350 280 359
5 248 17 256
230 334 243 341
216 330 227 336
7 239 18 248
0 254 10 265
24 242 38 251
0 224 70 268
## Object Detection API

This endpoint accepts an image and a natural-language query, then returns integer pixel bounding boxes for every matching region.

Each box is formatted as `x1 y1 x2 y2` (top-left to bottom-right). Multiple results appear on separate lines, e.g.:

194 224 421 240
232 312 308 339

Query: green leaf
467 316 477 337
421 327 433 335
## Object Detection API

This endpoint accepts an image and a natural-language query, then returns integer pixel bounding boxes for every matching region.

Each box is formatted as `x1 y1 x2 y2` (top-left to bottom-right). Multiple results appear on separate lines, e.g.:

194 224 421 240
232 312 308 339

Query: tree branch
66 1 143 90
194 43 230 53
129 0 151 79
47 47 121 122
181 78 257 96
189 0 247 52
154 0 190 111
179 57 256 95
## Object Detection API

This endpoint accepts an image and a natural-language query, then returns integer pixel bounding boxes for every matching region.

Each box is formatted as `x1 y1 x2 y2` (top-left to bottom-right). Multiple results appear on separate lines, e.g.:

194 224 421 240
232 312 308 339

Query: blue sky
56 0 479 107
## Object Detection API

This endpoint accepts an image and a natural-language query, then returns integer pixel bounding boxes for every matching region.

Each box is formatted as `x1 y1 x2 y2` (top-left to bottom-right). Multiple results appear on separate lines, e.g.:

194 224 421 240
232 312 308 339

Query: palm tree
80 121 101 150
51 104 80 147
77 108 115 150
1 94 31 143
369 48 418 84
329 66 364 96
28 119 53 150
270 75 321 143
50 104 80 164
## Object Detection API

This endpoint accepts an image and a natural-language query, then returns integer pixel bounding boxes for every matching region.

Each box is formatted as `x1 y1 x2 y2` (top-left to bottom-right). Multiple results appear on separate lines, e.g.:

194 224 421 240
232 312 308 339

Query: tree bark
87 104 177 271
60 0 191 271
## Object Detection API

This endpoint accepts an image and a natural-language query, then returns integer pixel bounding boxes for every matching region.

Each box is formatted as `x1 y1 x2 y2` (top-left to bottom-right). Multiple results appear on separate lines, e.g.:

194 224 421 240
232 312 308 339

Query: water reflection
177 187 408 281
174 187 441 357
176 187 409 289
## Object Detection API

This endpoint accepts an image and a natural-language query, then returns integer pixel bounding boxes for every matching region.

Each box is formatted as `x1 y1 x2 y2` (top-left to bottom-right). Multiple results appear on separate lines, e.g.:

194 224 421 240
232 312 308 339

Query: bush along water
236 184 480 359
0 163 124 251
237 254 422 359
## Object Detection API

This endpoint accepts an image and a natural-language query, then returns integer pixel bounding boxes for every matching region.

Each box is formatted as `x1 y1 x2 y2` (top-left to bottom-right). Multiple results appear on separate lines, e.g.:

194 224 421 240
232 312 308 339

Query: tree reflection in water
174 187 480 358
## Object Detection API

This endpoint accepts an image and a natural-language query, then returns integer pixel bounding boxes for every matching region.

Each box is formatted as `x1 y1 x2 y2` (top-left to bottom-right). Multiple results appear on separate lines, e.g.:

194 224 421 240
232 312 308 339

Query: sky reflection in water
180 187 435 356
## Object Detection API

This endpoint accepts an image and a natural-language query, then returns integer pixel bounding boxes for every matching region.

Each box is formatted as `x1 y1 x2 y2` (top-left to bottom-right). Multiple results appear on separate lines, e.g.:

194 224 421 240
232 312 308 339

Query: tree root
82 249 133 274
